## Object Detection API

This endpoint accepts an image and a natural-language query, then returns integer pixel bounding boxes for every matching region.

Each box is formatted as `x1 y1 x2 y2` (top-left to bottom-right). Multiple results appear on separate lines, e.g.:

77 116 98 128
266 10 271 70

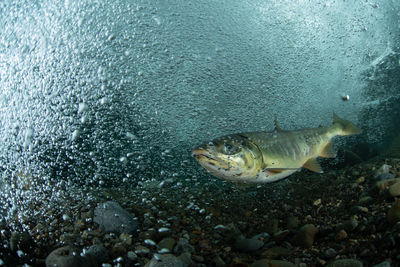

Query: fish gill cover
0 0 399 231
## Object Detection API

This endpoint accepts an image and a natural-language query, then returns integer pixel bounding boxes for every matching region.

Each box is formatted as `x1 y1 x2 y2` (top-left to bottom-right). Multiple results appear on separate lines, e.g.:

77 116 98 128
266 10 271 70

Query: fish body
192 114 361 184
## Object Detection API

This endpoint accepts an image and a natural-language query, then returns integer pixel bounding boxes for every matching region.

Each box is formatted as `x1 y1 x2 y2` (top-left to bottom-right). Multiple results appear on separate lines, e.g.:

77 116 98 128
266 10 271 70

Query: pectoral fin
319 141 336 158
303 158 323 173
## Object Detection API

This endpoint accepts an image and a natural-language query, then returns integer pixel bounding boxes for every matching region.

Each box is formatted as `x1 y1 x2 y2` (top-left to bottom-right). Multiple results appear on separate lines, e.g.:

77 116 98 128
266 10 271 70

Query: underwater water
1 0 400 266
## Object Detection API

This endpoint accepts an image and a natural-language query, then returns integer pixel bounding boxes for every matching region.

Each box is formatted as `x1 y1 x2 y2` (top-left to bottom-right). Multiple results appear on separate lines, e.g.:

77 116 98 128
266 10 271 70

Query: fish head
192 134 263 182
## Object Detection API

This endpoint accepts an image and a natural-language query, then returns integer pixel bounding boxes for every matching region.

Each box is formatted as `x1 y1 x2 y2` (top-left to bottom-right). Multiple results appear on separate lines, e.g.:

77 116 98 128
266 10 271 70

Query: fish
192 114 362 184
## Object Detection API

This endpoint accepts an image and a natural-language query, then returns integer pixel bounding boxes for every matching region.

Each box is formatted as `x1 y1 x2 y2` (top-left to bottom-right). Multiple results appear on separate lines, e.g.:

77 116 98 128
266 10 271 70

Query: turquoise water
0 0 399 245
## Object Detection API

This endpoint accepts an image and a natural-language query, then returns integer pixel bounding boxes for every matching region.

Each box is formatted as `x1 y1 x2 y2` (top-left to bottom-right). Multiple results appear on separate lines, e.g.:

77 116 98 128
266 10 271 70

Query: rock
111 242 127 257
375 164 391 178
373 261 391 267
213 255 226 267
235 237 264 252
84 245 109 265
217 222 242 240
158 237 176 252
119 232 133 245
286 216 299 229
126 251 138 265
144 254 187 267
358 196 373 205
375 178 400 193
173 238 195 254
9 231 32 252
376 173 397 181
388 181 400 197
127 251 138 261
335 229 348 241
178 252 194 266
324 248 338 258
250 259 296 267
45 246 97 267
291 224 318 248
273 230 291 243
261 246 292 258
326 259 363 267
344 217 359 231
93 201 138 234
387 199 400 224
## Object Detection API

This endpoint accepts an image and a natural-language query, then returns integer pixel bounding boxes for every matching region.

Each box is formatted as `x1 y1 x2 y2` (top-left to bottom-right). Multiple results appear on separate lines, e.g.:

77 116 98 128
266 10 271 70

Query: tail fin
333 114 362 136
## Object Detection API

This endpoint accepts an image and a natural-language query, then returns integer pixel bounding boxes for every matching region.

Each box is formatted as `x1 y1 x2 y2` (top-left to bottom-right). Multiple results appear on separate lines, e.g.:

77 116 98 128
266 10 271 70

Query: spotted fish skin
192 114 361 184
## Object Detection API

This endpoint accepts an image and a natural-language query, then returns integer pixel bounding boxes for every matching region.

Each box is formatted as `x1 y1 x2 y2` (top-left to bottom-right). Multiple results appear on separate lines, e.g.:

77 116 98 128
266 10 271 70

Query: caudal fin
333 114 362 136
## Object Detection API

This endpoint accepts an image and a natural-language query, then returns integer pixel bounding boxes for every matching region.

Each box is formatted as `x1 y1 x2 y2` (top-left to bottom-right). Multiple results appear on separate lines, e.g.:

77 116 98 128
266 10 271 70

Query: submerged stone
94 201 138 234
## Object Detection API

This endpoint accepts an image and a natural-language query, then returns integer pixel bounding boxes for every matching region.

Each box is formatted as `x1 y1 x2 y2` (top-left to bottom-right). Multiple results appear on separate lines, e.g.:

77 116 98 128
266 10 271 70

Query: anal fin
319 141 336 158
303 158 323 173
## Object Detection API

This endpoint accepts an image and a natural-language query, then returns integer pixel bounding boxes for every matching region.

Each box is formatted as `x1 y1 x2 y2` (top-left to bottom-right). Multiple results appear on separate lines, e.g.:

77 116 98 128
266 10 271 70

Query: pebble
387 199 400 224
45 246 97 267
158 237 176 252
119 232 132 245
213 255 226 267
111 242 126 257
235 236 264 252
373 261 391 267
291 224 318 248
93 201 138 234
375 164 391 178
324 248 338 258
127 251 138 261
326 259 363 267
388 181 400 197
335 229 348 240
250 259 296 267
261 246 292 258
173 238 195 254
144 254 187 267
84 245 109 265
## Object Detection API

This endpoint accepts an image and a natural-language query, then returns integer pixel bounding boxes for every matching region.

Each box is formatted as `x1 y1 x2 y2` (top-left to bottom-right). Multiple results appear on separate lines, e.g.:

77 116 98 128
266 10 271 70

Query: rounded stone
388 182 400 197
94 201 138 234
45 246 97 267
235 237 264 252
326 259 363 267
84 245 109 264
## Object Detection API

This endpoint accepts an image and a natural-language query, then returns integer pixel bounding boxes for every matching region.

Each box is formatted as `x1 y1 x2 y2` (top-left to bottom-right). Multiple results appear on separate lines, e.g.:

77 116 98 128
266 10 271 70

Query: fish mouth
192 148 215 163
192 148 227 168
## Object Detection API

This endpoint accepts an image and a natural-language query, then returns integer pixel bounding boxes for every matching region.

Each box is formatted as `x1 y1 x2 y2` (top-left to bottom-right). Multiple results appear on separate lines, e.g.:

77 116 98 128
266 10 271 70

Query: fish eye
223 144 239 155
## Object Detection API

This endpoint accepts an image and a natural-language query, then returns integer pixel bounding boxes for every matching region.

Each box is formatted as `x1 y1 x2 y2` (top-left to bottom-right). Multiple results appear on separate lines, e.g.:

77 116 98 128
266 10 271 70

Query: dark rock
178 252 194 266
388 181 400 197
235 237 264 252
373 261 391 267
324 248 338 258
250 259 296 267
9 231 32 252
144 254 187 267
173 238 195 254
45 246 97 267
376 173 396 181
94 201 138 234
388 199 400 224
326 259 363 267
84 244 109 264
291 224 318 248
158 237 176 252
261 246 292 258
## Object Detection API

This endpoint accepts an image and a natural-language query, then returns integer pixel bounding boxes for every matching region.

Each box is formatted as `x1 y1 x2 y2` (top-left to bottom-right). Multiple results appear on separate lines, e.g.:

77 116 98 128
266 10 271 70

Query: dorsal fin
273 116 283 131
303 158 323 173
